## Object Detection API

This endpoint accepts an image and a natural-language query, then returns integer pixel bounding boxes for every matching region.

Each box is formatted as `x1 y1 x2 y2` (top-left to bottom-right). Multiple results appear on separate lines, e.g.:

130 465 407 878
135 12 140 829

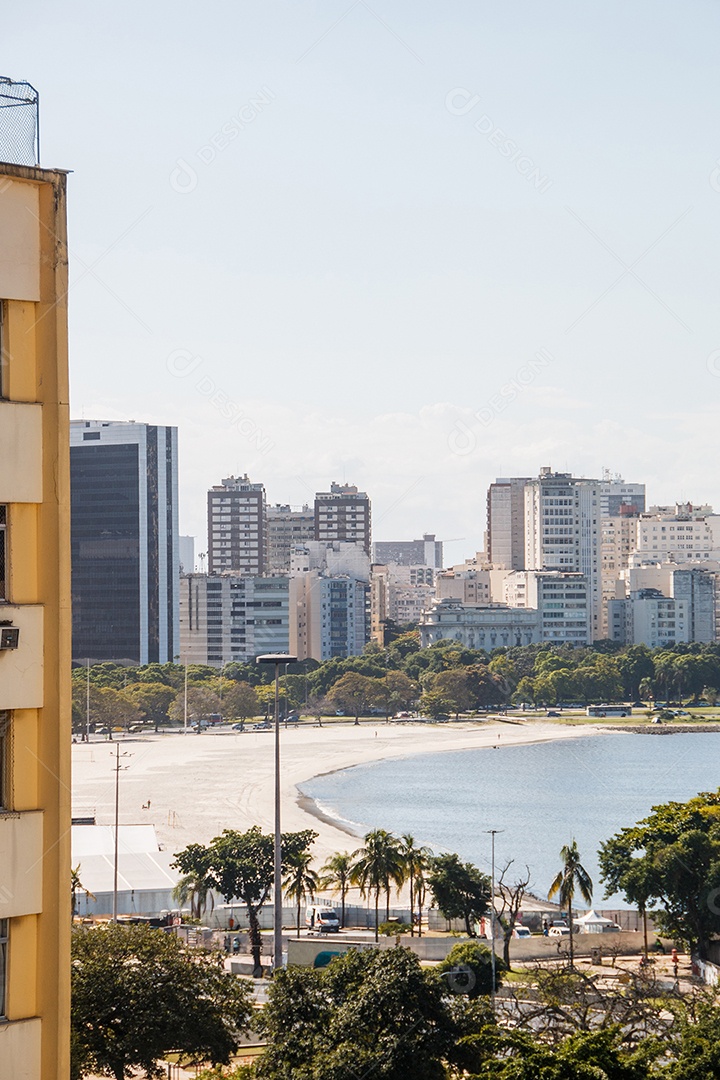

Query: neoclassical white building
419 598 541 650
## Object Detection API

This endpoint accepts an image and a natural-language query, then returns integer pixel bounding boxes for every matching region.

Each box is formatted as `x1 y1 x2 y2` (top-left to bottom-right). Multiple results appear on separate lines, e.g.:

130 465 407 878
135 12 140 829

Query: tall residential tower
314 482 371 554
207 475 267 576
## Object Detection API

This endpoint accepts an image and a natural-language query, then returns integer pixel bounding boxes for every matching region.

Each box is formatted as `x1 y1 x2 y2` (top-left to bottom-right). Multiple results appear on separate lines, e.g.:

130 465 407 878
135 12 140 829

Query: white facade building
179 573 289 666
633 505 720 564
503 570 590 644
290 540 370 582
486 477 530 569
608 590 690 649
370 563 435 640
523 469 602 641
291 572 369 661
600 513 639 637
419 598 541 649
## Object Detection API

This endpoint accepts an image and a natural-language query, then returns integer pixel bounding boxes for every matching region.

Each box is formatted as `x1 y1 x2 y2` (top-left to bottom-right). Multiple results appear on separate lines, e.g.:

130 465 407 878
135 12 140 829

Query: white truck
306 905 341 933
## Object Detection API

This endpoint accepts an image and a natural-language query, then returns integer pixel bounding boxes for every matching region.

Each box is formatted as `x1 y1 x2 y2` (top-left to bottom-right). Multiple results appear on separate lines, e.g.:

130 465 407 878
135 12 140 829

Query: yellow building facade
0 162 71 1078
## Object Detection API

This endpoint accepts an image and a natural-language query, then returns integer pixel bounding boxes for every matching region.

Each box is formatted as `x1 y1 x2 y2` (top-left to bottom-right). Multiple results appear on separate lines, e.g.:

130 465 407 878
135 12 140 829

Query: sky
5 1 720 560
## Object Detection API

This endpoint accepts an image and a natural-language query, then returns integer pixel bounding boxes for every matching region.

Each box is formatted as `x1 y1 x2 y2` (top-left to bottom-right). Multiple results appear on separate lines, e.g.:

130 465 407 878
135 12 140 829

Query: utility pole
85 658 90 742
486 828 504 1010
112 745 131 923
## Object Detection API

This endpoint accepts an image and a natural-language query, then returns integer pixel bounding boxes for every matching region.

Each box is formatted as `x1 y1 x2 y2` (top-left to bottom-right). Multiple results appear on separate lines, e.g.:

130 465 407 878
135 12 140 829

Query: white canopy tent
72 824 180 917
574 909 619 934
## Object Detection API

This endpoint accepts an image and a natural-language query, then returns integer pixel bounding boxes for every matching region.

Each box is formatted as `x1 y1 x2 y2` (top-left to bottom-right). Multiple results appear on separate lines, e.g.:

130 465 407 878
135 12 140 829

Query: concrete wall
0 811 42 917
0 1018 42 1080
0 178 40 301
287 930 653 969
0 605 44 710
0 402 43 503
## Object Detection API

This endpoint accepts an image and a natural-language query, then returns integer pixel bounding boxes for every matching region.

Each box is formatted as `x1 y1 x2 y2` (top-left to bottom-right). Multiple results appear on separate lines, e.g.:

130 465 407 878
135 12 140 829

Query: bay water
300 731 720 907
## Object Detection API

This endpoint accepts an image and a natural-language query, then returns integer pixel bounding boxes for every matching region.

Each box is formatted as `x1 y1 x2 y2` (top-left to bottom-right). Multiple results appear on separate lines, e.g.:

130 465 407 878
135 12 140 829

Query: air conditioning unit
0 624 19 650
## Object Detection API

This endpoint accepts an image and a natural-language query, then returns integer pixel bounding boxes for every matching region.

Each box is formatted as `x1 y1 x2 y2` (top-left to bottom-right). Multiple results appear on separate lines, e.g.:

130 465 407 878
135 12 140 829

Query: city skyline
68 430 706 571
6 1 720 554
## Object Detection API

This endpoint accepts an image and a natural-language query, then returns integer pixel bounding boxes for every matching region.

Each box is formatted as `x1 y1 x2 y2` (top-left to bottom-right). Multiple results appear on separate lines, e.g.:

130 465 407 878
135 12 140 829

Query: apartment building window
0 918 6 1019
0 301 5 397
0 506 5 599
0 712 10 811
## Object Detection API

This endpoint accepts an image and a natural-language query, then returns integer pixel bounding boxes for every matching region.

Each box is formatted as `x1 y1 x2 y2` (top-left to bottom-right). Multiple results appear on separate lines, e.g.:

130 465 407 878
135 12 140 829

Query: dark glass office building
70 421 179 664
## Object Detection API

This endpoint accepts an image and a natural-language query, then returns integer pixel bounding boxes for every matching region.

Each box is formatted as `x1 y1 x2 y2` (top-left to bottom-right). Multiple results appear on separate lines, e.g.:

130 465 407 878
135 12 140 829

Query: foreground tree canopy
71 923 253 1080
256 945 487 1080
173 826 317 973
599 788 720 959
428 852 491 937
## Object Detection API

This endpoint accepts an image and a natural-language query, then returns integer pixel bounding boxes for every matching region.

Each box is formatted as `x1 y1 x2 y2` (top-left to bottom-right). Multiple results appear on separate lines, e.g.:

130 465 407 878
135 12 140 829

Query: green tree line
70 638 720 733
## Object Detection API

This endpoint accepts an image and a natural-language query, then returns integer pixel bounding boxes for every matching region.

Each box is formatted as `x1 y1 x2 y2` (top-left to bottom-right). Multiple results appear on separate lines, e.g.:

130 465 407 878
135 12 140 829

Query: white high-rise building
290 573 369 661
633 505 720 564
503 570 590 644
608 590 690 649
523 469 602 641
179 573 289 666
486 477 530 570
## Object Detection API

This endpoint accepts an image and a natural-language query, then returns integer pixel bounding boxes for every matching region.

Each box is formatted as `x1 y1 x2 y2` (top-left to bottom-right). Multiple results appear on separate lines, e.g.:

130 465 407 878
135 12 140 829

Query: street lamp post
256 653 297 974
85 658 91 743
486 828 504 1009
112 745 131 923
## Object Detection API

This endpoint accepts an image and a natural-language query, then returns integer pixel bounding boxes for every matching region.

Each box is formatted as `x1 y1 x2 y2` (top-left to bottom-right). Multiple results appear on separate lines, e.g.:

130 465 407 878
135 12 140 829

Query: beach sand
72 719 608 860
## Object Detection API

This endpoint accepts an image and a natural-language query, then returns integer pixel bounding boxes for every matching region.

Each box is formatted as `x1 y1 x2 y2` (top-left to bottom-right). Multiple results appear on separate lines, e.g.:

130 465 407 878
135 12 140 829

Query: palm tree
350 829 404 942
548 840 593 970
172 872 215 922
283 851 320 938
71 864 96 918
320 852 353 929
400 834 432 936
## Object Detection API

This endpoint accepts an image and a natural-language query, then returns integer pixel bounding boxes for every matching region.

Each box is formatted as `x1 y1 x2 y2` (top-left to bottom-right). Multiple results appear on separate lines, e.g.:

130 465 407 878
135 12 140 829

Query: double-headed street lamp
256 653 297 974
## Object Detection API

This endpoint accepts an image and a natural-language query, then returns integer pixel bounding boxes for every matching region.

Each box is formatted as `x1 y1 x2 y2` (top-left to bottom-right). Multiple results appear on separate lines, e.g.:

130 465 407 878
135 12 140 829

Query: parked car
513 926 532 938
549 926 570 936
546 710 560 718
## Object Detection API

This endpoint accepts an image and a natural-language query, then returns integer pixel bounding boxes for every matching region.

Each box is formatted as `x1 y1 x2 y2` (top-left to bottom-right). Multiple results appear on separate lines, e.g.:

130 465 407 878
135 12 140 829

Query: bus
586 705 631 718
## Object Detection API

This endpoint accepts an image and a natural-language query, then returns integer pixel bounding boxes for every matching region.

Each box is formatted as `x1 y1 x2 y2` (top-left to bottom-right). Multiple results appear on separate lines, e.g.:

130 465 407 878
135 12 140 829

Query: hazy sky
6 2 720 559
